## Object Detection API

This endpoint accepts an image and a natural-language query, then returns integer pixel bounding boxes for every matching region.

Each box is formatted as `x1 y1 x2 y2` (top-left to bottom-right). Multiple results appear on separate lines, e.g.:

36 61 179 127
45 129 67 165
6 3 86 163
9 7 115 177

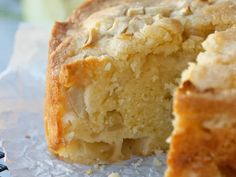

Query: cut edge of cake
166 27 236 177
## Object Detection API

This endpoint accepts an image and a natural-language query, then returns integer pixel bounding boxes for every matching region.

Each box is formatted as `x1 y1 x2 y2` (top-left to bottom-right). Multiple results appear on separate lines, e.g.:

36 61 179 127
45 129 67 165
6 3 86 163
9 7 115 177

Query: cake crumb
85 169 93 175
166 136 172 143
94 164 105 171
153 158 162 167
108 172 120 177
94 164 99 169
154 149 164 155
99 165 105 171
25 135 31 139
131 158 143 168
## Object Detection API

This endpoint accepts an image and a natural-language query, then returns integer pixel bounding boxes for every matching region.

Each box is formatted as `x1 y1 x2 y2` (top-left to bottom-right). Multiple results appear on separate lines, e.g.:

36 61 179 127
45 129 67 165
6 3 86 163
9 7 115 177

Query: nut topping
127 7 144 17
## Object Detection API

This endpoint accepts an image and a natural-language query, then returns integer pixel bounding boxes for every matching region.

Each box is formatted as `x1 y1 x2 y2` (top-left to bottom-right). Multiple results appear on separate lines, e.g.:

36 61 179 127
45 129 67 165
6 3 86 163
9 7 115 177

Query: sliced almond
127 7 144 17
99 17 114 34
118 33 134 40
83 28 97 48
107 17 129 36
127 17 146 33
145 6 172 17
145 7 159 16
141 15 154 25
180 5 192 16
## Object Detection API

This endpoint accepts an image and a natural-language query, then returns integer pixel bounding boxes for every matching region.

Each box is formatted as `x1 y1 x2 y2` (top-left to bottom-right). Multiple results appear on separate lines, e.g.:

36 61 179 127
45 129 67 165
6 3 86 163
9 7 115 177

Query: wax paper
0 24 166 177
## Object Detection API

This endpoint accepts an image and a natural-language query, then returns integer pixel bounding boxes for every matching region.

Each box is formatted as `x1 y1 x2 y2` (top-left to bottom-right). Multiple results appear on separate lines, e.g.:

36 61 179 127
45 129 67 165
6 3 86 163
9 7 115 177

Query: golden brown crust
49 22 72 54
165 82 236 177
46 20 77 152
46 0 120 153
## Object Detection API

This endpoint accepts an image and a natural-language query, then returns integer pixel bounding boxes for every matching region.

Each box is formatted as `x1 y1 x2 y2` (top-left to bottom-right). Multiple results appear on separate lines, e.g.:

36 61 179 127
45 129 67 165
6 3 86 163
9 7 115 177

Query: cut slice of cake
166 27 236 177
45 0 236 167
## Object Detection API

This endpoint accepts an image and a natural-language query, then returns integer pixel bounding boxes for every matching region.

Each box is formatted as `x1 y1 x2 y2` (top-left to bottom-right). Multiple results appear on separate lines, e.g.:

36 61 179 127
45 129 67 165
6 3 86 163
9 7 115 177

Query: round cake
45 0 236 176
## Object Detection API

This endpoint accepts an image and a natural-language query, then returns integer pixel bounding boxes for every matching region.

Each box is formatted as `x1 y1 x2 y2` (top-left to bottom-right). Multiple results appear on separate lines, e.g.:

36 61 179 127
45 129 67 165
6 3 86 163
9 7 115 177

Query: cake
165 27 236 177
45 0 236 173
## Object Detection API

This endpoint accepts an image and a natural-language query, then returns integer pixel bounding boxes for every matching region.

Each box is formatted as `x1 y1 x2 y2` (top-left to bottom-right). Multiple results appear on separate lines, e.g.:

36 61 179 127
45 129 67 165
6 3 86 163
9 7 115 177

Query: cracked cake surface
45 0 236 174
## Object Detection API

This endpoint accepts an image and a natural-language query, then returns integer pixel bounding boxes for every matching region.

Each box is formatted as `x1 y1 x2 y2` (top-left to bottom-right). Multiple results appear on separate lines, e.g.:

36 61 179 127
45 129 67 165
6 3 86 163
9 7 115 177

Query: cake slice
166 27 236 177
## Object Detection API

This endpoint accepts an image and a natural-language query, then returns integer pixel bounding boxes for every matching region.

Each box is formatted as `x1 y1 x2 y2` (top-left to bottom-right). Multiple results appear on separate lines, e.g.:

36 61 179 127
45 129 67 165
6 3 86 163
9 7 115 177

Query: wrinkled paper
0 24 166 177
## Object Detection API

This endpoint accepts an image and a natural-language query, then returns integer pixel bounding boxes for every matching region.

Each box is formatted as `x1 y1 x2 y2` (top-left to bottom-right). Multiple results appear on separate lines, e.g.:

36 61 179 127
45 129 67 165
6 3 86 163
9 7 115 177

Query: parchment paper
0 24 166 177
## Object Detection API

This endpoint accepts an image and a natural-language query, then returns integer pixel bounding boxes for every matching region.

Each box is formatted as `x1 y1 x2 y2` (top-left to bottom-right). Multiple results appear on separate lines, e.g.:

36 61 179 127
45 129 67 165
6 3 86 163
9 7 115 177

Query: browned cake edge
45 0 152 158
45 0 119 155
165 81 236 177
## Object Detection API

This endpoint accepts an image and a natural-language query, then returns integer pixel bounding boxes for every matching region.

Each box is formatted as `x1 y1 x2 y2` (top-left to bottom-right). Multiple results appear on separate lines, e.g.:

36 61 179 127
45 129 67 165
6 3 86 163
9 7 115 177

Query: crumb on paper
85 169 93 175
94 164 105 171
131 158 143 168
166 135 172 144
100 165 105 171
94 164 99 169
153 157 162 167
154 149 164 155
25 135 31 139
108 172 120 177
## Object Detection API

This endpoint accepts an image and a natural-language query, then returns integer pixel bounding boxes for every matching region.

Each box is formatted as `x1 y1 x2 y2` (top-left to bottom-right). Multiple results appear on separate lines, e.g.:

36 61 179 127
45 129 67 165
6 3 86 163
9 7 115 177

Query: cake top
182 27 236 90
65 1 183 62
49 0 236 90
51 0 236 62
